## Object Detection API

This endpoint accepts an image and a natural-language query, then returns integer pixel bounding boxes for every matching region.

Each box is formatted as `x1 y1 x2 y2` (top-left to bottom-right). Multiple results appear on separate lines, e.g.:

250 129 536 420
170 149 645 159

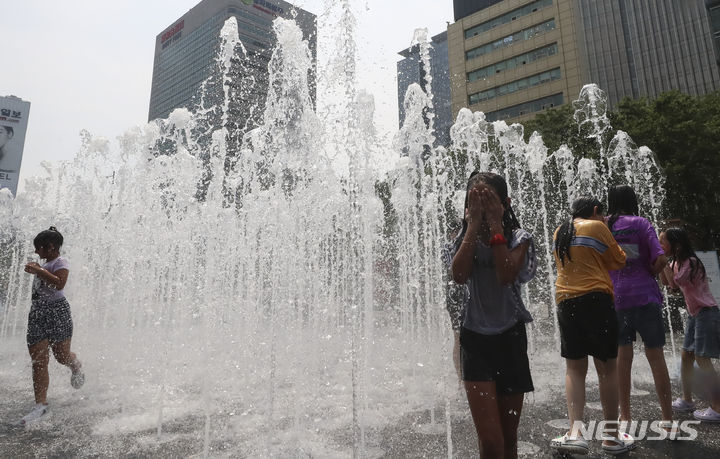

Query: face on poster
0 97 31 196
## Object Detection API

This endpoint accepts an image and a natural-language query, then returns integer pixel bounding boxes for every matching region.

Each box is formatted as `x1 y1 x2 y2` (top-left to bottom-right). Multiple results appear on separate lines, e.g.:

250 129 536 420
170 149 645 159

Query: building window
485 93 564 121
467 43 558 82
464 0 553 40
466 19 556 61
468 68 561 105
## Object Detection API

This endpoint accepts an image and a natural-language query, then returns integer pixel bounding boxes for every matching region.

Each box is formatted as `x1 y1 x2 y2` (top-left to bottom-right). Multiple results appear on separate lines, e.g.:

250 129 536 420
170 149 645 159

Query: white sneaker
18 404 51 426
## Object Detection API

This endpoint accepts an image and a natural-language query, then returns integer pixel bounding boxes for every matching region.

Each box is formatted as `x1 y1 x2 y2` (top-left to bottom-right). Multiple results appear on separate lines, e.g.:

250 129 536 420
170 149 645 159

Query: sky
0 0 454 192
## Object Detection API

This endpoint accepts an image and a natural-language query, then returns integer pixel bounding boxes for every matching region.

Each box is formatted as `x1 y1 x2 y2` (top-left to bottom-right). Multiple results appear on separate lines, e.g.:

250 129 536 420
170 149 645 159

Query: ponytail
555 197 604 266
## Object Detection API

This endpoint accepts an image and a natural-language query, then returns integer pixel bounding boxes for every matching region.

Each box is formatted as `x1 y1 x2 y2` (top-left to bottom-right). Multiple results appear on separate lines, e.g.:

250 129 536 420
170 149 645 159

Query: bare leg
617 345 633 422
564 357 588 437
497 393 524 459
50 338 81 372
594 357 620 446
452 331 461 383
645 346 673 421
465 381 505 458
680 350 695 403
695 356 720 412
28 340 50 405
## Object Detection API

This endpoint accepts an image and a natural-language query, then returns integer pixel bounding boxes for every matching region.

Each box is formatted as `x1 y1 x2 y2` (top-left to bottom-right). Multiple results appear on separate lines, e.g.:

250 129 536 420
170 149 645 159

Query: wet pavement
2 335 719 458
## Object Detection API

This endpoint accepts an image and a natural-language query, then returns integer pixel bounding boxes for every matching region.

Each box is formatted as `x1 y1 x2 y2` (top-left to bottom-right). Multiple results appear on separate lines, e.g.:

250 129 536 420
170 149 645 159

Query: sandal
601 432 635 456
659 420 680 440
671 397 696 412
693 407 720 423
550 433 589 455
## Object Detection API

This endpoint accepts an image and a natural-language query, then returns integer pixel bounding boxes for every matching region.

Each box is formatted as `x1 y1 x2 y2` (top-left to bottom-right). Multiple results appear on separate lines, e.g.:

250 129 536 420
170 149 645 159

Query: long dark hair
555 197 604 266
607 184 639 231
459 170 521 247
664 227 705 281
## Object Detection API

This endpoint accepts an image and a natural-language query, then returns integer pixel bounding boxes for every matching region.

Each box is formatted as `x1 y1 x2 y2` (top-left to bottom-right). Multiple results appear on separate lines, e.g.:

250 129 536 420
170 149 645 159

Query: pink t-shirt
670 258 718 316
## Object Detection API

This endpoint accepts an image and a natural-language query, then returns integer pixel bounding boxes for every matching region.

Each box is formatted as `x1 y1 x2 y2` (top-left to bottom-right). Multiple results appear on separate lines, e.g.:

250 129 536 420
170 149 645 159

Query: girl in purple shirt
607 185 674 433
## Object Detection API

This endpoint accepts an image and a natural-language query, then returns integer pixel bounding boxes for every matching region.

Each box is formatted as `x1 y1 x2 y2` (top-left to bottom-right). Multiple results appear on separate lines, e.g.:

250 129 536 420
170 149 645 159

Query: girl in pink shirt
659 228 720 422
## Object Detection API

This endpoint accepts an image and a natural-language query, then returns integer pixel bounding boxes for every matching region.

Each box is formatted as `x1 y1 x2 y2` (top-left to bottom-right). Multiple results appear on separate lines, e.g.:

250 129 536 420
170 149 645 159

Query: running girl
21 227 84 426
551 197 634 456
659 227 720 422
451 171 536 458
607 185 673 431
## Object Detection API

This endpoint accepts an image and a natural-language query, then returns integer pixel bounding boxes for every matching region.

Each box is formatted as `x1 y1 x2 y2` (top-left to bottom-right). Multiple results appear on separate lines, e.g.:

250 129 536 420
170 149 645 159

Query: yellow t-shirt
554 218 626 302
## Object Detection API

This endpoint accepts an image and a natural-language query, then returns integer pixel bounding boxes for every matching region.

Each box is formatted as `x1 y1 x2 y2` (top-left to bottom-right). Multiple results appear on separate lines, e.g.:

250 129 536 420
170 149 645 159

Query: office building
575 0 719 108
148 0 316 123
397 31 453 147
708 0 720 65
448 0 720 123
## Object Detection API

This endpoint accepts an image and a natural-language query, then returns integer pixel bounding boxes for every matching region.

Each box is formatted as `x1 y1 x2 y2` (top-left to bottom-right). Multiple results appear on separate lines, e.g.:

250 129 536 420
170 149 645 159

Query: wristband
489 233 507 246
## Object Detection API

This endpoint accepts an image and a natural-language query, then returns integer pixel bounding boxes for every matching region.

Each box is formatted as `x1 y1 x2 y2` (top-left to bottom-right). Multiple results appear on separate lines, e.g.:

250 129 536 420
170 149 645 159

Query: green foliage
522 104 607 159
611 90 720 248
522 90 720 248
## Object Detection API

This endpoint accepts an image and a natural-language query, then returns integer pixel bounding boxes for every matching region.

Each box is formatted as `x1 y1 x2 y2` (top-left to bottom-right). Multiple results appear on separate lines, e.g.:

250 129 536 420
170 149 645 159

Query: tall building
575 0 720 108
448 0 720 123
708 0 720 65
148 0 316 122
397 31 453 147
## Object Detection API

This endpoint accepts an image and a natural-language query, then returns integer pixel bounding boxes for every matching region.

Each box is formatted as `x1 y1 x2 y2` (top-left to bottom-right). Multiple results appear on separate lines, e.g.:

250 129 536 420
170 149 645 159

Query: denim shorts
683 306 720 358
26 297 73 347
616 303 666 348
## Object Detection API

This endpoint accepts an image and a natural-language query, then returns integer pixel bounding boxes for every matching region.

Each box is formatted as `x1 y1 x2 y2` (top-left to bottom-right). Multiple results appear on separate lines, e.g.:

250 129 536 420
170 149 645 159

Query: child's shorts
616 302 666 348
557 292 618 361
683 306 720 358
460 321 534 395
26 298 74 347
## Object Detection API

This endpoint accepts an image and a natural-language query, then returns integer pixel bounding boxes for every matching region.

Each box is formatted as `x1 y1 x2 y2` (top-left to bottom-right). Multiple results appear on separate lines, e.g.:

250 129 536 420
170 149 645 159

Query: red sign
161 20 185 43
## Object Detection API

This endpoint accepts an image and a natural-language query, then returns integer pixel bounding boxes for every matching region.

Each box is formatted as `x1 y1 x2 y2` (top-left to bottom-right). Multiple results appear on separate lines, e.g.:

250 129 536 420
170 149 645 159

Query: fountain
0 3 668 458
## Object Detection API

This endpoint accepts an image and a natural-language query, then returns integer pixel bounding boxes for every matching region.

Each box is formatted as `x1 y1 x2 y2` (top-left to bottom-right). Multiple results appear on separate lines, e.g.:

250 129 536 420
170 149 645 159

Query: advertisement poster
0 95 31 196
696 251 720 302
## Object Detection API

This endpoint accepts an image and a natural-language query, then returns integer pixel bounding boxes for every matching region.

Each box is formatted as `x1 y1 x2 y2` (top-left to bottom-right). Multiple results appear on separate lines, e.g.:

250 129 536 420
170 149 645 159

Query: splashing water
0 11 667 458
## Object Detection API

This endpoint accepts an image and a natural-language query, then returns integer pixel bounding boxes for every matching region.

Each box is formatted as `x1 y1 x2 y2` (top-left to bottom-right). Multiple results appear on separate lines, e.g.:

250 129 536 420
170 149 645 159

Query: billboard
697 251 720 302
0 95 31 196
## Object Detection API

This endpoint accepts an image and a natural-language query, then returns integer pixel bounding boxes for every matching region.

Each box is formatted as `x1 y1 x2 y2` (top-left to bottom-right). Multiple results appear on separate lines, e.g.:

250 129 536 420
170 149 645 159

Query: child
451 171 536 458
606 185 674 431
659 227 720 422
21 227 84 426
551 197 634 455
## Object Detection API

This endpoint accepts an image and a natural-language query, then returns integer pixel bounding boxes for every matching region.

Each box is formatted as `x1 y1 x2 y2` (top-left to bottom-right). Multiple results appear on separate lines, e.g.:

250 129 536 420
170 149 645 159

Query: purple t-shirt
31 256 69 302
609 216 664 309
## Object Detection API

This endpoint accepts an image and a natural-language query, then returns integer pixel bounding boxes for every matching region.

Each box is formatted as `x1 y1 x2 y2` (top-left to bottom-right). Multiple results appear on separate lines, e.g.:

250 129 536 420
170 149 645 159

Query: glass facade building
707 0 720 66
396 31 453 147
148 0 316 122
576 0 720 107
449 0 720 124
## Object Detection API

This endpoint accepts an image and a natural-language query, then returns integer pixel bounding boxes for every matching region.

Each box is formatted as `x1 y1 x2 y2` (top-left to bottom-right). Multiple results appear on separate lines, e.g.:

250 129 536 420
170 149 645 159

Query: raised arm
650 254 668 276
24 263 69 290
452 188 482 285
480 185 528 285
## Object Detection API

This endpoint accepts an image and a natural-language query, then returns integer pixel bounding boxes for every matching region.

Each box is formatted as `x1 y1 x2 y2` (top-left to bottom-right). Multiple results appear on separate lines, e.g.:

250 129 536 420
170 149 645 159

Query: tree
611 91 720 248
